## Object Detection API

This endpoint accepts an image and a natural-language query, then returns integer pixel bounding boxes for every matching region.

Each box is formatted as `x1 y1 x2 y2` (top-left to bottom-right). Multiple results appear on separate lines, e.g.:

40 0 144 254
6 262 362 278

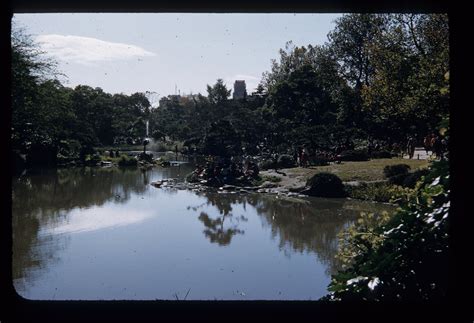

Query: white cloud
35 34 156 65
225 74 261 93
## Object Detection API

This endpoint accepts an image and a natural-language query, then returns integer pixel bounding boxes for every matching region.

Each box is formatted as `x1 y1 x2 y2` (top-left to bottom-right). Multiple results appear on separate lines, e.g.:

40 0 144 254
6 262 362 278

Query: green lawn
286 158 430 182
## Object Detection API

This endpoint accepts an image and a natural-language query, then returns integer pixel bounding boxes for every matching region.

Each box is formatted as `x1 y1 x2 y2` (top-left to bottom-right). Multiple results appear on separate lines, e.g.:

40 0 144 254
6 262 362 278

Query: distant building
233 80 247 100
159 93 202 107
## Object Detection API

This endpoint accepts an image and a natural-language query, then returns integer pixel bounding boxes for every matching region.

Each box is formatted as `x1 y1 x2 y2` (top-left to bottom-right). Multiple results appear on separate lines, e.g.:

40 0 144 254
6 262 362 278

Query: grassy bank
300 158 429 182
260 158 430 203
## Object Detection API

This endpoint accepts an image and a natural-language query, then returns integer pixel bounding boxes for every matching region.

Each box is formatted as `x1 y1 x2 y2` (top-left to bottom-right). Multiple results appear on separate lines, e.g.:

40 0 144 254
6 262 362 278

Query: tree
328 14 387 89
201 120 241 157
360 14 449 142
206 78 231 105
265 64 337 151
328 14 388 127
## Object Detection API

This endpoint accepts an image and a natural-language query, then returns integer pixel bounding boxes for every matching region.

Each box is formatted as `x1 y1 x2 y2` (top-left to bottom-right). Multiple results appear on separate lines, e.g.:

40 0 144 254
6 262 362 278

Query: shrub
345 182 414 204
339 149 369 161
118 155 138 167
335 212 393 270
138 152 154 163
277 154 296 168
370 150 394 159
306 172 346 197
387 173 408 186
309 154 331 166
258 159 276 170
402 168 430 188
85 153 101 166
383 164 410 178
345 182 393 203
325 160 450 301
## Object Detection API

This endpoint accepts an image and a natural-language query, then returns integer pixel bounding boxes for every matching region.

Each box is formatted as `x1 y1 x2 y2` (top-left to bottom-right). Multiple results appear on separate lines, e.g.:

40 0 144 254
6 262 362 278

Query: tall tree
206 78 231 105
361 14 449 141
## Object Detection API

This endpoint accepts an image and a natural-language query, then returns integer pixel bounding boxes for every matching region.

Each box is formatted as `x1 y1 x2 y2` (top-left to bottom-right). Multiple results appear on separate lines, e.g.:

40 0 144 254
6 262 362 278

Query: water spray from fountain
143 120 150 154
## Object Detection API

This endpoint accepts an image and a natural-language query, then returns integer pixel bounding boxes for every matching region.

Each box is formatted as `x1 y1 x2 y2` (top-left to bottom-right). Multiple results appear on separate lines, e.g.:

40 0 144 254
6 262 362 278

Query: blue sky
13 13 341 104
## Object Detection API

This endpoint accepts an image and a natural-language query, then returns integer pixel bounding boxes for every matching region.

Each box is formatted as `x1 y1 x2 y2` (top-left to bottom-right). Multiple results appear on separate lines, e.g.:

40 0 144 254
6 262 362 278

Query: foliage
276 154 296 168
335 211 393 270
345 182 414 204
339 150 369 161
306 172 346 198
206 78 231 105
360 14 449 142
325 160 449 301
370 150 394 159
84 153 101 166
383 164 410 178
402 168 430 188
118 155 138 167
201 120 241 157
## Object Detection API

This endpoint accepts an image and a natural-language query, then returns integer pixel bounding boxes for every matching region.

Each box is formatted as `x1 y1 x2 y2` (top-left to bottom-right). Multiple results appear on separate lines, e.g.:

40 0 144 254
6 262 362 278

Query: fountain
143 120 150 154
139 120 153 163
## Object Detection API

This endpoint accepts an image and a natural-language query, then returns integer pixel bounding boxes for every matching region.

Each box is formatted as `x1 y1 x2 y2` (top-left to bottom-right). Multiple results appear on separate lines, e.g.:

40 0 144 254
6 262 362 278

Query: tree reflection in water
198 212 244 246
191 191 395 275
191 192 248 246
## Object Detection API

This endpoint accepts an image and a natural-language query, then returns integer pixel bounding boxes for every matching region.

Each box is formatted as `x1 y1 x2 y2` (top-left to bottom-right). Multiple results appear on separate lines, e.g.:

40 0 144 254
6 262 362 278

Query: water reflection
190 191 394 275
189 192 250 246
198 212 245 246
12 167 152 292
12 165 395 299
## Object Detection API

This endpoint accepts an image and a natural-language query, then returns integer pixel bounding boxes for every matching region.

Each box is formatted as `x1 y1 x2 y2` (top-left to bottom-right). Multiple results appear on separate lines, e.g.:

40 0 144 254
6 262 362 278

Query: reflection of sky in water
40 206 156 235
38 187 199 235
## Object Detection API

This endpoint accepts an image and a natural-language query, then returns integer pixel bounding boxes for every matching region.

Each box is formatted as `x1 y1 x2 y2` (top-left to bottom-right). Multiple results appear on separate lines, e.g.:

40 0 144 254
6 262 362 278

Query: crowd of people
423 133 447 159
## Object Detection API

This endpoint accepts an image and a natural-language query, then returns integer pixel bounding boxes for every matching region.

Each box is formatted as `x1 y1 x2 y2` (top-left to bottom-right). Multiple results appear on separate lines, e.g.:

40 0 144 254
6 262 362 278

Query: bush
383 164 410 178
370 150 395 159
277 154 296 168
325 160 450 301
402 168 430 188
258 159 276 170
138 152 154 163
85 153 101 166
345 182 392 203
306 172 346 198
259 155 296 169
345 182 415 204
118 155 138 167
309 154 331 166
339 149 369 161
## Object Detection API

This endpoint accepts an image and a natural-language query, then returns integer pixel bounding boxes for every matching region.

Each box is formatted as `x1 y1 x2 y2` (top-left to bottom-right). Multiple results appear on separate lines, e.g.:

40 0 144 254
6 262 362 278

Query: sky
13 13 341 105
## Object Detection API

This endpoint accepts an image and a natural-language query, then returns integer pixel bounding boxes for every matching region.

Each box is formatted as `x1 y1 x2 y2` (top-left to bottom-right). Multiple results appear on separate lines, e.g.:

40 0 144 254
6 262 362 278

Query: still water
12 163 395 300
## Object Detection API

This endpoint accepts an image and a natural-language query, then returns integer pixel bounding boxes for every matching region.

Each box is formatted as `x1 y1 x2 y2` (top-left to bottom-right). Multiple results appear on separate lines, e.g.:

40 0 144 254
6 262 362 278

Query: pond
12 162 396 300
